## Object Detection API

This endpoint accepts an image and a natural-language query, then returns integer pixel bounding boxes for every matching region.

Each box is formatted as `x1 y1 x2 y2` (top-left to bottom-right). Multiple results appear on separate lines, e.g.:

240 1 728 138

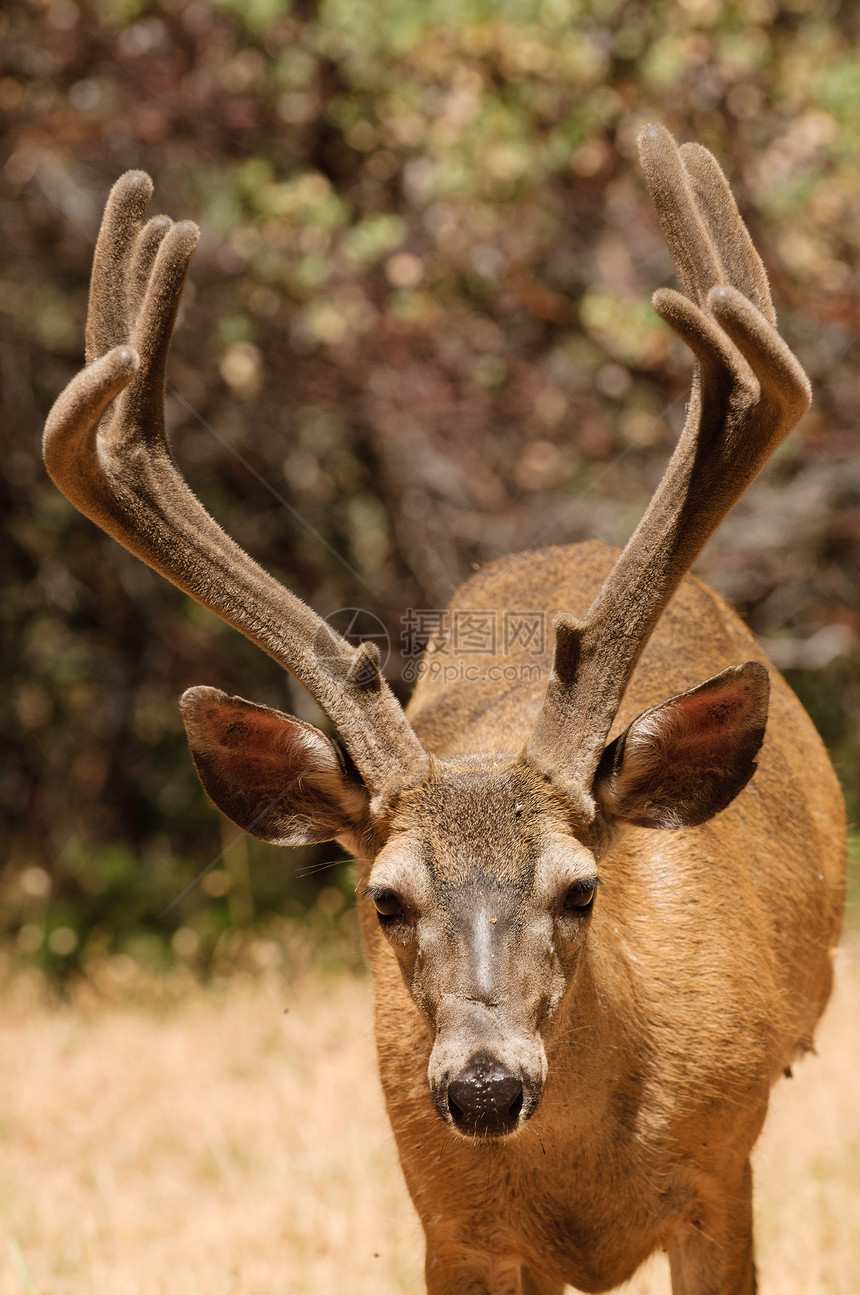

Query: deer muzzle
428 996 547 1138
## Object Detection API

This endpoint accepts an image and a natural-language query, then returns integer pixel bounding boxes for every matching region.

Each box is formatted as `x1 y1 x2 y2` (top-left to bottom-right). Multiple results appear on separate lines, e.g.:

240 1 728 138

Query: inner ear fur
179 686 369 846
593 662 770 830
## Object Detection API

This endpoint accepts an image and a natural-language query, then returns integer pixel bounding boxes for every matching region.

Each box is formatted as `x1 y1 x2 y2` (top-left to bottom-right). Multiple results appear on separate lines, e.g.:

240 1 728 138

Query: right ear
592 662 770 830
179 686 370 846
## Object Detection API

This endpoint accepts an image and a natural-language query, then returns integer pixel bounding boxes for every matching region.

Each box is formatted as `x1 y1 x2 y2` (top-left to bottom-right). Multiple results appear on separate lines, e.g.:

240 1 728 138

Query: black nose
446 1054 525 1136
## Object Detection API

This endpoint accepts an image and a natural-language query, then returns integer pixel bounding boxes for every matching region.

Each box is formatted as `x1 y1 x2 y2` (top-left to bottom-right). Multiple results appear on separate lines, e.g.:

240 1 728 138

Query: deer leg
666 1161 757 1295
520 1263 565 1295
425 1244 523 1295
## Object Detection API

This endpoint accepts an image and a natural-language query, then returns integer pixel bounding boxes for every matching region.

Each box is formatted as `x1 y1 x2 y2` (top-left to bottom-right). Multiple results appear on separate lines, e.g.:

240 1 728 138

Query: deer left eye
562 882 597 912
371 888 406 920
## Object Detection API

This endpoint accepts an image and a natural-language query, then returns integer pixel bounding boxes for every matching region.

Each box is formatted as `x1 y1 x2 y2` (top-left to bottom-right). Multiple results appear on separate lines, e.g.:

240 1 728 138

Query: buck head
180 660 770 1138
42 126 807 1138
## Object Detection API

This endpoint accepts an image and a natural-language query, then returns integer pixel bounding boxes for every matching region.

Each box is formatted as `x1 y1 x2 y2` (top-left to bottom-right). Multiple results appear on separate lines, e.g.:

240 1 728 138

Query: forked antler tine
525 126 811 818
120 219 200 445
44 347 142 513
45 173 428 799
643 130 775 326
128 215 174 323
710 288 810 425
638 124 724 306
85 171 154 363
679 143 775 326
652 283 810 466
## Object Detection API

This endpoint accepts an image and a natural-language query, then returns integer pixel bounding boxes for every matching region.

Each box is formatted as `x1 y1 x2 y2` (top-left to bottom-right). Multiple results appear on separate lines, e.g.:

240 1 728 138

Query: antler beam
43 171 428 800
526 124 811 817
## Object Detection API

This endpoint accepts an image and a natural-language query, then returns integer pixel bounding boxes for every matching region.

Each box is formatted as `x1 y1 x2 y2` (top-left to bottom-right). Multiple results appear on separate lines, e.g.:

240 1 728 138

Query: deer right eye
562 881 598 912
370 888 406 921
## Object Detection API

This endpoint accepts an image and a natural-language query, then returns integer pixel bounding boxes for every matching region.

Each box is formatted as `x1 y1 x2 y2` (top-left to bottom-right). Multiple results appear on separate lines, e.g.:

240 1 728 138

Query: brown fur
362 548 844 1294
42 128 846 1294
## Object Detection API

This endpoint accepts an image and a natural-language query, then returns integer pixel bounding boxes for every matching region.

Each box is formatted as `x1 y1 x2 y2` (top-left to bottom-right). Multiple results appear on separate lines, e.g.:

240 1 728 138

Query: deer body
363 543 843 1293
42 127 845 1293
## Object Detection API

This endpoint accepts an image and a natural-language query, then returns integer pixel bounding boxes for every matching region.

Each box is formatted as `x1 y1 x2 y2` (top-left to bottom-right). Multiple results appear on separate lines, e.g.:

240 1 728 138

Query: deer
43 124 845 1294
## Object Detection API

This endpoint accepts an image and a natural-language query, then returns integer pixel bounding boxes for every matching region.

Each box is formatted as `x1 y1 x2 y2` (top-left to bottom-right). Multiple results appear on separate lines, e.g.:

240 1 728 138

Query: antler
42 171 428 799
526 124 811 818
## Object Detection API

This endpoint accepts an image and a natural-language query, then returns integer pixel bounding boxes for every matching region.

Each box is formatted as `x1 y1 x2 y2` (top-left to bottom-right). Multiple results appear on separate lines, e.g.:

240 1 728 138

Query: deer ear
593 662 769 830
179 687 369 846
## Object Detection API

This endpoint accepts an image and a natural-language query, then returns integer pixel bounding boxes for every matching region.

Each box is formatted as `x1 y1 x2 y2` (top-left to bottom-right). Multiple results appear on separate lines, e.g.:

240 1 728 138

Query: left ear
179 686 370 846
593 662 769 830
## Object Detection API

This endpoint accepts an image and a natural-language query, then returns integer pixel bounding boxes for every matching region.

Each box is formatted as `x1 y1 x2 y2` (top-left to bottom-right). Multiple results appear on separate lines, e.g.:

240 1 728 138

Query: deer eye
370 888 406 921
562 882 597 912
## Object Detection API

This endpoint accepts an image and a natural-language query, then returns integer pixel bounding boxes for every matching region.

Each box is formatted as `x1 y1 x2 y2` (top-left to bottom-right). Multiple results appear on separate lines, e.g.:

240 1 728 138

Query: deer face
178 662 770 1137
366 761 600 1137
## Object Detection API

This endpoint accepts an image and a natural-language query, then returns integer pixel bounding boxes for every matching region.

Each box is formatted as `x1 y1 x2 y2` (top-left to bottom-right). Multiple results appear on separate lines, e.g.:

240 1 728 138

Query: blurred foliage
1 0 858 975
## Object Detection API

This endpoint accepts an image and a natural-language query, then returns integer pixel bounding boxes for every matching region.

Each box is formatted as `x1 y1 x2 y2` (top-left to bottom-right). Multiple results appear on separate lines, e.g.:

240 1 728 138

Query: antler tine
85 171 154 363
526 125 811 819
44 171 428 800
678 142 775 327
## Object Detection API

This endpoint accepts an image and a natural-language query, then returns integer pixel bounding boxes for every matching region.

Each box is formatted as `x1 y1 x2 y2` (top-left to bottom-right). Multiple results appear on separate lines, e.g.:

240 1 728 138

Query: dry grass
0 940 857 1295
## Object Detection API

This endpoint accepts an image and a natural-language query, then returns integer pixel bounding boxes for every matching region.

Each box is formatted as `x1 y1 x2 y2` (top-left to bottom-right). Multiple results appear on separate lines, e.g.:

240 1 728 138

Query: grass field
0 938 857 1295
